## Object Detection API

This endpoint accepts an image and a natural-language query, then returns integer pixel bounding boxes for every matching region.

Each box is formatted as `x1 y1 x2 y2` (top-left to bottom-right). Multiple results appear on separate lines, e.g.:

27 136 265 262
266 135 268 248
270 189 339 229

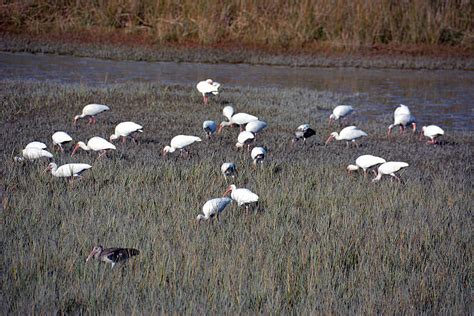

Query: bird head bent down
71 142 85 156
325 132 337 145
162 146 175 156
223 184 236 197
86 245 103 262
44 162 56 173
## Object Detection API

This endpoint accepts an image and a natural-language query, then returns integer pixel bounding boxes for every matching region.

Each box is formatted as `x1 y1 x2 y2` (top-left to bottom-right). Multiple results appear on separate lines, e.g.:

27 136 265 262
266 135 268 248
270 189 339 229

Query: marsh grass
0 81 471 313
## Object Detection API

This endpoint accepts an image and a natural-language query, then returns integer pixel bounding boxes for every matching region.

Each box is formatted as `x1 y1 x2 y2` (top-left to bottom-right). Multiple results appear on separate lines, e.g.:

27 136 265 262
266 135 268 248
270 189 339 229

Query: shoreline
1 33 473 71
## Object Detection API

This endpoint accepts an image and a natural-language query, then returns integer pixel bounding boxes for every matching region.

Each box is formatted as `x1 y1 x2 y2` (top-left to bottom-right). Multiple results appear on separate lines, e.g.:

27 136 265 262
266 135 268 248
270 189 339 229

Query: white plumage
325 126 367 146
221 162 238 180
223 184 259 210
421 125 445 144
219 106 258 133
202 120 217 138
251 147 266 166
163 135 202 155
236 131 255 150
15 147 53 162
52 131 73 151
372 162 409 183
46 163 92 180
110 122 143 143
74 103 109 125
25 141 47 150
347 155 386 176
72 136 116 157
388 104 416 135
196 197 232 221
329 105 354 123
245 120 267 135
196 79 220 104
222 105 234 121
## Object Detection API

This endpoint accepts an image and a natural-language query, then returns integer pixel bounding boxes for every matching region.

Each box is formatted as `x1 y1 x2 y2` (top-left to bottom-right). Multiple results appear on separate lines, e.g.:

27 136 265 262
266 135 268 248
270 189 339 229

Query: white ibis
110 122 143 143
235 131 255 150
325 126 367 147
329 105 354 124
196 79 220 104
163 135 201 156
196 197 232 222
219 106 258 133
202 120 217 139
25 141 47 149
74 104 109 125
245 120 267 137
223 184 259 212
52 131 73 152
388 104 417 135
45 162 92 182
71 136 116 158
15 147 53 162
292 124 316 144
222 105 234 121
420 125 444 144
251 147 266 166
347 155 386 177
86 245 139 268
372 161 409 183
221 162 238 181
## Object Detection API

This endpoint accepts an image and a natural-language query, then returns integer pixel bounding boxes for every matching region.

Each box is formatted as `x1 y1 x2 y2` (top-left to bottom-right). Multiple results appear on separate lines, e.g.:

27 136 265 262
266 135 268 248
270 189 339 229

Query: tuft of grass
0 81 471 313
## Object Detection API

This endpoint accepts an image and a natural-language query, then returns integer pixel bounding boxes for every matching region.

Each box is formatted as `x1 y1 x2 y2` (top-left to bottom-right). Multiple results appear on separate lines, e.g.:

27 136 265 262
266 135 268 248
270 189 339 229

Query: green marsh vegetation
1 81 471 313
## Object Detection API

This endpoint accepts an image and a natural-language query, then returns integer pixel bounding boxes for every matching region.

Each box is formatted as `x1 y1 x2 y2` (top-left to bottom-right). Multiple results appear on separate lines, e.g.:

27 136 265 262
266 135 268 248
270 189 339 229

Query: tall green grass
0 81 471 313
1 0 472 48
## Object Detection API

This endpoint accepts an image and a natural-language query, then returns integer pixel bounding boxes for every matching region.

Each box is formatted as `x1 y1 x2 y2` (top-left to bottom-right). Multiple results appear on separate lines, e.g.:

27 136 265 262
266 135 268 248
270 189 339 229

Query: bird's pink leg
363 170 367 178
98 150 107 159
121 136 126 144
203 96 208 104
88 117 93 124
92 116 97 124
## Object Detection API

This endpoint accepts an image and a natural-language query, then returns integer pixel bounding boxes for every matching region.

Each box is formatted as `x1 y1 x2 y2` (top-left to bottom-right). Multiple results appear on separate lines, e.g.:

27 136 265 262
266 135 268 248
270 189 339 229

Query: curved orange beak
217 124 224 134
325 135 334 145
71 144 80 156
223 187 231 197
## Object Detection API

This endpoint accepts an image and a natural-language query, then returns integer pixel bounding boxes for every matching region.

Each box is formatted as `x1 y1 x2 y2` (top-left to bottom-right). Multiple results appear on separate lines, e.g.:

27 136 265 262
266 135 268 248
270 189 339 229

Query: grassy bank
1 81 472 313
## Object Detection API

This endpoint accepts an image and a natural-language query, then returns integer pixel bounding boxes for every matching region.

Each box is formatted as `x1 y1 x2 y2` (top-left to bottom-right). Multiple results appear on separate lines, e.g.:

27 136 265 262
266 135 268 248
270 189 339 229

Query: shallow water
1 52 473 131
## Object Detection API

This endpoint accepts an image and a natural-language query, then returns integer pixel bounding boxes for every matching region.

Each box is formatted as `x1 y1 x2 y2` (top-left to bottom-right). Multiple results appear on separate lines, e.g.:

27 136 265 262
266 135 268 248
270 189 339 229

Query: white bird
388 104 416 135
15 147 53 162
219 106 258 133
221 162 238 181
372 162 409 183
25 141 47 150
292 124 316 144
196 79 220 104
71 136 116 158
110 122 143 143
420 125 445 144
329 105 354 124
45 163 92 182
235 131 255 150
196 197 232 222
222 105 234 121
74 103 110 125
202 120 217 139
163 135 202 156
245 120 267 136
325 126 368 147
52 131 73 152
223 184 259 212
347 155 386 177
251 147 266 166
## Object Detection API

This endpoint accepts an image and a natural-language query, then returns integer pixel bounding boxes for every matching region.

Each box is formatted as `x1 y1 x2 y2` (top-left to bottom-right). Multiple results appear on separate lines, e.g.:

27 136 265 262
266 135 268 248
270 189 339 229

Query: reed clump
1 0 472 49
0 81 471 313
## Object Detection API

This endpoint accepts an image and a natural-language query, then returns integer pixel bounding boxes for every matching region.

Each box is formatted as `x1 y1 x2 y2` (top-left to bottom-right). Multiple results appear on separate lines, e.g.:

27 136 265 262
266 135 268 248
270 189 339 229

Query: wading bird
86 245 139 268
218 105 258 133
372 161 409 183
325 126 367 147
251 147 266 166
388 104 417 135
202 120 217 139
71 136 116 158
245 120 267 138
329 105 354 124
420 125 444 144
163 135 202 157
196 197 232 222
223 184 259 212
347 155 386 177
292 124 316 144
74 103 110 125
45 162 92 182
196 79 220 104
25 141 47 150
235 131 255 150
15 147 53 162
52 131 73 152
221 162 238 181
110 122 143 143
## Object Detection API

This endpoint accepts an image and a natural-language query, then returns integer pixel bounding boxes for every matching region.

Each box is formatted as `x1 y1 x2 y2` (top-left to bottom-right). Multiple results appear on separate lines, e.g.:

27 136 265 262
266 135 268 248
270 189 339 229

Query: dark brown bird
86 245 139 268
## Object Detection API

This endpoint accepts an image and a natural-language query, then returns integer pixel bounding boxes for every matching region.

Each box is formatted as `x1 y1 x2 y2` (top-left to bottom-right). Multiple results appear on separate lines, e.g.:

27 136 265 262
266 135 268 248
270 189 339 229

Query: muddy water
1 52 472 131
